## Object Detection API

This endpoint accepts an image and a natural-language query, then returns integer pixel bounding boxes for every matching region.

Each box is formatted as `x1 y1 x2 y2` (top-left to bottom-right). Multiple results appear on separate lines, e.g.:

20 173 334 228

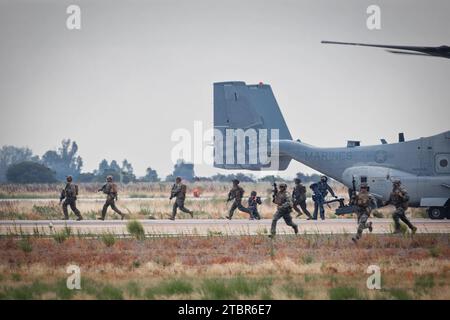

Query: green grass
429 247 441 258
52 231 68 244
18 238 33 253
302 254 314 264
200 276 271 300
329 286 361 300
414 274 435 291
96 285 124 300
145 279 194 299
54 278 76 300
11 273 22 282
126 220 145 240
2 281 50 300
201 279 235 300
284 283 305 298
388 288 412 300
126 281 142 298
100 232 116 247
32 205 61 218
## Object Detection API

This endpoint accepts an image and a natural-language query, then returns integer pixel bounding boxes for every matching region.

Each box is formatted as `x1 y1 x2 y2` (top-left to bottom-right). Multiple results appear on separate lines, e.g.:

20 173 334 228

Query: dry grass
0 182 428 220
0 234 448 299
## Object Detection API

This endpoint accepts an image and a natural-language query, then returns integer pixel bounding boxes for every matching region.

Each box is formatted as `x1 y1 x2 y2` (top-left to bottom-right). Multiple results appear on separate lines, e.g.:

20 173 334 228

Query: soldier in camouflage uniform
292 178 312 219
247 191 262 220
97 175 125 220
226 179 253 220
270 183 298 237
169 176 194 220
59 175 83 221
312 175 337 220
350 183 373 243
385 180 417 234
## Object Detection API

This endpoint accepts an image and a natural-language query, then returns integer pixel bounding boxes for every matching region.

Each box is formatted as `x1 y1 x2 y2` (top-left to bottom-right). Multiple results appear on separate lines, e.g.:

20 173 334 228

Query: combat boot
225 215 232 220
76 216 83 221
351 237 358 243
393 229 402 234
189 211 194 218
293 225 299 234
169 216 175 221
97 217 105 221
368 222 373 232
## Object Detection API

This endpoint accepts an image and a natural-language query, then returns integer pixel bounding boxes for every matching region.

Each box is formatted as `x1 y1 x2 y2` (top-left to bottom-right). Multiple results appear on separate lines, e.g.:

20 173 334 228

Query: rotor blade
386 50 431 57
321 40 429 52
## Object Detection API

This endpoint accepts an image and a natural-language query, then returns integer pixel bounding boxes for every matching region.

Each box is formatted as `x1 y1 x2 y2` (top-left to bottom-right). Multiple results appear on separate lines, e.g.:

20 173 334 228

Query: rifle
351 176 357 203
310 183 323 204
332 177 358 215
59 189 66 204
271 177 278 203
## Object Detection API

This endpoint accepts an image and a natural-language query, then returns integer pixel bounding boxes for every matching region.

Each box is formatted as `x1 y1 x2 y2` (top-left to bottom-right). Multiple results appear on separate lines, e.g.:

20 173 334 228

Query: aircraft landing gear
427 207 447 220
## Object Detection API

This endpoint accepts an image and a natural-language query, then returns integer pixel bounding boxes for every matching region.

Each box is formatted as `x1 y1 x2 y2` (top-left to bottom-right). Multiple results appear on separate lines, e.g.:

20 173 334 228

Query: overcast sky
0 0 449 178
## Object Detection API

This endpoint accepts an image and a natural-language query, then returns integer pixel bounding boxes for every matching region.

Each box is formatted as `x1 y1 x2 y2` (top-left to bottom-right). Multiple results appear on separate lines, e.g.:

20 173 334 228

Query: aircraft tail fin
213 81 292 170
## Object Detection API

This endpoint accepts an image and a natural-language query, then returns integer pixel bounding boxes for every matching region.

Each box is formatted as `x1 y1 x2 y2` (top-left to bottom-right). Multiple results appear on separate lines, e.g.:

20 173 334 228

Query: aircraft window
360 176 367 183
440 159 448 167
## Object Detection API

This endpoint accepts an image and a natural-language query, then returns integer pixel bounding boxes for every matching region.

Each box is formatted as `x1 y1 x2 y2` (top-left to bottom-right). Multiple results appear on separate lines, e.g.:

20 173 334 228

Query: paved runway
0 219 448 236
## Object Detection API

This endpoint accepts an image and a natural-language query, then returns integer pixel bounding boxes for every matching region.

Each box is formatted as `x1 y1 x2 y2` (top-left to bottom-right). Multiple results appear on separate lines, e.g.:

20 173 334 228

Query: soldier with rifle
384 180 417 234
225 179 253 220
350 182 373 243
169 176 194 220
60 175 83 221
247 191 262 220
269 182 298 237
97 175 125 220
292 178 312 219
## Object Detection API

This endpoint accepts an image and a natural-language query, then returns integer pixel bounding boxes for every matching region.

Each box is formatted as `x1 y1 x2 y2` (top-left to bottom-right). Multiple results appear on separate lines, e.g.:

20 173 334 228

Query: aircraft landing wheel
427 207 445 220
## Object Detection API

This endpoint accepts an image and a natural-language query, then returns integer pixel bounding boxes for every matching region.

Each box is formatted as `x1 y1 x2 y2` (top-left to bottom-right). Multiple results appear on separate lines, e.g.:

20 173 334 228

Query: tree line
0 139 322 184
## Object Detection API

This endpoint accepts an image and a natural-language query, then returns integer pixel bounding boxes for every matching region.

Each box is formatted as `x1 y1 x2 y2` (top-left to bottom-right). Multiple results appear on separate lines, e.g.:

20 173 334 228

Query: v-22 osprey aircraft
213 80 450 219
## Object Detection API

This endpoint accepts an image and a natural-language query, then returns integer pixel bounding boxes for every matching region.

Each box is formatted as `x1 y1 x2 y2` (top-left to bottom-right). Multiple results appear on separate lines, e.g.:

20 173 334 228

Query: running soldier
59 175 83 221
226 179 253 220
350 182 373 243
169 176 194 220
292 178 312 219
270 183 298 237
247 191 262 220
385 180 417 234
97 175 125 220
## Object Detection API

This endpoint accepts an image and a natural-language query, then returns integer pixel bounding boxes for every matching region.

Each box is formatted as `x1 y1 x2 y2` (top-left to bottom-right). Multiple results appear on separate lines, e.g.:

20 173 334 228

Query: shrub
53 231 68 244
18 238 33 253
100 232 116 247
127 220 145 240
